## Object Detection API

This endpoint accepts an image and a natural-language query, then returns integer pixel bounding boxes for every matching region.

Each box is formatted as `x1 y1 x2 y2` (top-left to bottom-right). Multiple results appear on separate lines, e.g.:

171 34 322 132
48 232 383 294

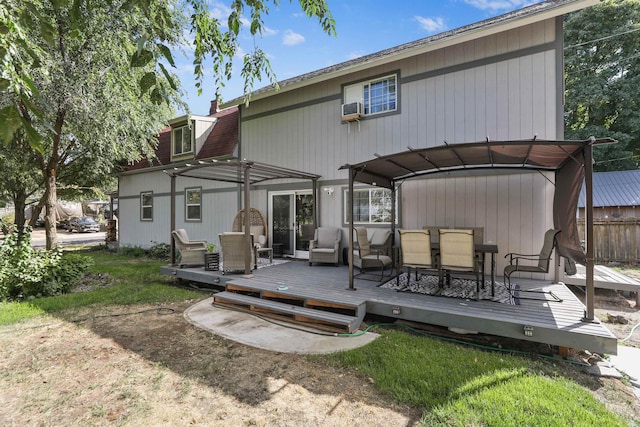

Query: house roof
124 106 239 172
224 0 597 106
340 137 615 189
578 170 640 208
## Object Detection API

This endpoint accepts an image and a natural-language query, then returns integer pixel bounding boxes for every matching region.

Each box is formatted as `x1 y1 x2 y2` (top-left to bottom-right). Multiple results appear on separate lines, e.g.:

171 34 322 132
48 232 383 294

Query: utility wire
564 26 640 50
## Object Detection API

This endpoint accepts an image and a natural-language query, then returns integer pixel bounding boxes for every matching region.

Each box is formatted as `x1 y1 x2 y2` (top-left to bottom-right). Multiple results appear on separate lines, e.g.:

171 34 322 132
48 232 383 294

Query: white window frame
185 187 202 222
343 73 398 117
140 191 153 221
172 123 193 156
343 187 398 225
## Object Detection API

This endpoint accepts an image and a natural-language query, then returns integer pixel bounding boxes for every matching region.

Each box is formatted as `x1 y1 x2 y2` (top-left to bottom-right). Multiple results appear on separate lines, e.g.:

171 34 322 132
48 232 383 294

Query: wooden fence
577 217 640 264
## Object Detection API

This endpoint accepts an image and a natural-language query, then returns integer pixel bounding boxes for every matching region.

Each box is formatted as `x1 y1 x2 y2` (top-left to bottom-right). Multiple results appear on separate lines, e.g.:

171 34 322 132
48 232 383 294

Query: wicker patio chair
219 232 255 274
353 228 393 281
232 207 268 248
504 229 560 288
172 229 207 267
309 227 341 266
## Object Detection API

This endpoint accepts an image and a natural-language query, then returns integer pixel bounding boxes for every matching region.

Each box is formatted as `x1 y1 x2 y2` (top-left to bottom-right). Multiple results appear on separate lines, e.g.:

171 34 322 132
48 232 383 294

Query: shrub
0 228 93 300
116 243 171 260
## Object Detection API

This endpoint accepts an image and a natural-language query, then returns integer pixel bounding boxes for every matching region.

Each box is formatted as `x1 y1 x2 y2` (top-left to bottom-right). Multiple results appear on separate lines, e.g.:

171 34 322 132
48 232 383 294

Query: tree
564 0 640 171
0 130 43 243
2 0 182 248
1 0 335 249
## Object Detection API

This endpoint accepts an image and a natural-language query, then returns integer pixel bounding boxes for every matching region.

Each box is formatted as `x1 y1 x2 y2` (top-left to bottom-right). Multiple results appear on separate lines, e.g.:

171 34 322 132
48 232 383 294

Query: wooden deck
161 259 618 354
562 264 640 295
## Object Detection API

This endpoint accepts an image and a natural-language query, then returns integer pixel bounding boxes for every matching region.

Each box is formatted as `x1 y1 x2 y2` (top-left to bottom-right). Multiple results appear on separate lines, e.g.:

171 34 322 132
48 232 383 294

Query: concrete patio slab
184 297 379 354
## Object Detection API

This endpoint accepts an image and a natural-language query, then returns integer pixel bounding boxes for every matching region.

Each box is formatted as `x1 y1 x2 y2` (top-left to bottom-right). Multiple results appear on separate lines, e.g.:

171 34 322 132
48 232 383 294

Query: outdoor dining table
430 242 499 297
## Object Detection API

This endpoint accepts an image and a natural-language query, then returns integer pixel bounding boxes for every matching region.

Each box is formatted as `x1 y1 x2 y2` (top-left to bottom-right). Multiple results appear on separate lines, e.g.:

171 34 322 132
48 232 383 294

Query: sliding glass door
269 191 314 259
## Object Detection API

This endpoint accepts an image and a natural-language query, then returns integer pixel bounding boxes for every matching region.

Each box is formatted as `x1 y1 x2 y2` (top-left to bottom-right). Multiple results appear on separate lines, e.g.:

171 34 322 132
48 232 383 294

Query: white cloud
283 30 305 46
463 0 535 11
261 26 278 37
414 16 447 33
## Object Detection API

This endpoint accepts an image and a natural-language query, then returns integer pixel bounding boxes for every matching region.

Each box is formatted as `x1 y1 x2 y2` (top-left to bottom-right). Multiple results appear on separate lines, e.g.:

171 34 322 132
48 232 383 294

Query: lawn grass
0 250 631 426
327 328 628 426
0 250 202 325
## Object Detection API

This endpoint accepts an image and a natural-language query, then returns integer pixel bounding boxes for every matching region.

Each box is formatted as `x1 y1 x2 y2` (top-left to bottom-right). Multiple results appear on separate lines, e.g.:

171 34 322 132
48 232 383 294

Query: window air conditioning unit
341 102 362 122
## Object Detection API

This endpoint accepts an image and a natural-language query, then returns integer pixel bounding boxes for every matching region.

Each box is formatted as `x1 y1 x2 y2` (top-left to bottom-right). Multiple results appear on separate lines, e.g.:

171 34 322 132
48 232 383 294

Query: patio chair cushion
370 229 391 246
317 227 338 248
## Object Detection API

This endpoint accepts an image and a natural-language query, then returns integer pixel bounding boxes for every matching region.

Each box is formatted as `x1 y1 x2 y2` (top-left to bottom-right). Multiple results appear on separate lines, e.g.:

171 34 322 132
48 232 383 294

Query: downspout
312 178 318 227
170 174 176 266
583 140 595 321
347 169 356 290
243 162 253 276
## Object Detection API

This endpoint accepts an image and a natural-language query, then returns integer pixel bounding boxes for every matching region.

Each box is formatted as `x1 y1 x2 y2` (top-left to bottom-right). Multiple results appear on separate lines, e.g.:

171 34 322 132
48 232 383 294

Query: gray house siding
236 19 562 276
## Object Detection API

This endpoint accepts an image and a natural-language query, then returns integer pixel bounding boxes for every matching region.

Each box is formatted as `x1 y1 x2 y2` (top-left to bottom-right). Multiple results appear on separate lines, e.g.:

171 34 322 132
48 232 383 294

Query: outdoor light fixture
524 325 534 337
323 187 334 196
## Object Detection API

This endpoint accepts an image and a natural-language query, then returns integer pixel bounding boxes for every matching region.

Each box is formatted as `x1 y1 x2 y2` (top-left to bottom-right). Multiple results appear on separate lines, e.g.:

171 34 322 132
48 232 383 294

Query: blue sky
175 0 542 114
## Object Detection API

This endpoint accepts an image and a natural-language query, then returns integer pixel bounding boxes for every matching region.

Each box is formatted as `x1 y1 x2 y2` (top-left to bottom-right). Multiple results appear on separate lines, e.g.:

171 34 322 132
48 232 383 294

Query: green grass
0 250 202 324
327 328 628 426
0 250 631 426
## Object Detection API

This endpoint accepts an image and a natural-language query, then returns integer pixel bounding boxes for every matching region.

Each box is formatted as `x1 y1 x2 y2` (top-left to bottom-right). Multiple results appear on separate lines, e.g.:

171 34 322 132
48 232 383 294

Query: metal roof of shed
579 169 640 208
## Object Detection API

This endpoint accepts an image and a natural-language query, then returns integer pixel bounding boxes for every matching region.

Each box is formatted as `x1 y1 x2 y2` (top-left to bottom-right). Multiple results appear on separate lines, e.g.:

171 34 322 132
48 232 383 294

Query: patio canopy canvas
340 137 615 321
165 159 321 274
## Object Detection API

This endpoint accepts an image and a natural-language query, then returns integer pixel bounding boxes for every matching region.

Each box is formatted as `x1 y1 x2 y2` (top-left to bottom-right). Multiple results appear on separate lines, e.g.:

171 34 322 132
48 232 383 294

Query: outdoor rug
380 272 519 305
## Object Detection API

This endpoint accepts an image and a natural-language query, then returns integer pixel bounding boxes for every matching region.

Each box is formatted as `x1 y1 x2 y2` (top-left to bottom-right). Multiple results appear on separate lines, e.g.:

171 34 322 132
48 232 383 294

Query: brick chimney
209 99 219 115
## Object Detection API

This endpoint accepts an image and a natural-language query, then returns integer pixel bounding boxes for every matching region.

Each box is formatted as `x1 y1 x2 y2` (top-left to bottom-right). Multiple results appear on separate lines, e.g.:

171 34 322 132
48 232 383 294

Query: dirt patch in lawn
1 276 639 425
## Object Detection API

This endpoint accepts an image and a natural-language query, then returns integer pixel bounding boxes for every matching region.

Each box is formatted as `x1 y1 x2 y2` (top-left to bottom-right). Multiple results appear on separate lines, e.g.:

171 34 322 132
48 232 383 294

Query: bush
0 228 93 300
116 242 171 260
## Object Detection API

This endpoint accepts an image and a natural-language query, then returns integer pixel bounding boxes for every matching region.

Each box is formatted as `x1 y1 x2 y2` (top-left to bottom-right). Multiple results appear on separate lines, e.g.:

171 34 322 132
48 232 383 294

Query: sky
175 0 542 115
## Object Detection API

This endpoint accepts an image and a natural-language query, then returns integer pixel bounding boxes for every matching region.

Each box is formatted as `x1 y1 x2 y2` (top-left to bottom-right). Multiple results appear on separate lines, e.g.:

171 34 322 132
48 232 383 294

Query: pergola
164 159 321 274
341 137 615 321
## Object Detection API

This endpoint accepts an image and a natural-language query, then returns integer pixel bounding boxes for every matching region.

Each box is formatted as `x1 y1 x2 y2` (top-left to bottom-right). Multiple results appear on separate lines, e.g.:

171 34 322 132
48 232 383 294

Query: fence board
577 218 640 263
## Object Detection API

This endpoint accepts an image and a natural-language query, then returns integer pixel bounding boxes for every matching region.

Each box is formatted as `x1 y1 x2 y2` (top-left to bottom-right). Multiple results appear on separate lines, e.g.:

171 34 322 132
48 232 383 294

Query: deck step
212 291 360 333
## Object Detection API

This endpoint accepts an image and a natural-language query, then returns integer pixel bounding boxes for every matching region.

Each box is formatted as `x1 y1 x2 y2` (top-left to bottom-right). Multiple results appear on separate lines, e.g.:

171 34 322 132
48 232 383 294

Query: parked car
67 216 100 233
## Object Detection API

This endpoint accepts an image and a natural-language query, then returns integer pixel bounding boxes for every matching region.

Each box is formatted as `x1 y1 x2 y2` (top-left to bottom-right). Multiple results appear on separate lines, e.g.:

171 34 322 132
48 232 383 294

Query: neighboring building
578 170 640 218
118 0 598 277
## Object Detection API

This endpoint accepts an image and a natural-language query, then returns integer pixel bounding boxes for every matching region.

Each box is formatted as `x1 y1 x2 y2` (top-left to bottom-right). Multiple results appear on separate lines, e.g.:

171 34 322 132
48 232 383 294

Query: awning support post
583 140 595 321
347 169 356 290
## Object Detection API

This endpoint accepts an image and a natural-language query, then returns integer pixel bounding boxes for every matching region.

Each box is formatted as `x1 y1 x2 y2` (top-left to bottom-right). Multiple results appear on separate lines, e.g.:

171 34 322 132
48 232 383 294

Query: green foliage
564 0 640 170
116 242 171 260
0 228 93 300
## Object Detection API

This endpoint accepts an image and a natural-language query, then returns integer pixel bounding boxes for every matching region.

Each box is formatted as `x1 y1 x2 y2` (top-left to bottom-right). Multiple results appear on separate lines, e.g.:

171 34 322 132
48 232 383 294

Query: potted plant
204 243 219 271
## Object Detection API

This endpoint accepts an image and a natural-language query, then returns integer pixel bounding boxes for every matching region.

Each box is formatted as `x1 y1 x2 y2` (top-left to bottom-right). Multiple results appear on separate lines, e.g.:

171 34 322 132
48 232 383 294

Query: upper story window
172 123 193 156
364 76 396 115
343 73 398 118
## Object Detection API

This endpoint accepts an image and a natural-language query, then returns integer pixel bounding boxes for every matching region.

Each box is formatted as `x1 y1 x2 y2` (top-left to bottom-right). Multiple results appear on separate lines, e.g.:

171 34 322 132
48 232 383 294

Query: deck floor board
162 260 618 353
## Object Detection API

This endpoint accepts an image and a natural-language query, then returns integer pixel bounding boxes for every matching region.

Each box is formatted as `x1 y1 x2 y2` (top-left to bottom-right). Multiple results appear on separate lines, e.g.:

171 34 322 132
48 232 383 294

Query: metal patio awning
164 159 321 184
341 137 616 322
165 158 321 275
340 138 613 189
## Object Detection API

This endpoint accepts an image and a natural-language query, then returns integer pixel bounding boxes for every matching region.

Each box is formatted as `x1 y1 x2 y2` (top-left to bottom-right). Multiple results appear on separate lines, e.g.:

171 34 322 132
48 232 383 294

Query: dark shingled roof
125 106 238 171
579 170 640 208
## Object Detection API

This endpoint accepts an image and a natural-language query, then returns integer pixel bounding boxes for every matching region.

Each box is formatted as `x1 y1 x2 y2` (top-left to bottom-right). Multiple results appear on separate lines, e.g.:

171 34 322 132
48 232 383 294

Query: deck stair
213 282 365 333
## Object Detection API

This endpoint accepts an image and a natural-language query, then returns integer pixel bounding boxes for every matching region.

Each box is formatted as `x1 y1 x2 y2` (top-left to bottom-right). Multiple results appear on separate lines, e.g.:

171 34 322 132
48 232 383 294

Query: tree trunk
13 192 28 245
44 169 58 250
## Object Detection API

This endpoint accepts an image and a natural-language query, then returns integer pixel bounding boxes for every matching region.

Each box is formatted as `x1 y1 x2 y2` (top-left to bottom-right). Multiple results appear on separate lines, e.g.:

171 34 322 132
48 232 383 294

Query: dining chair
504 228 561 288
439 228 482 299
397 229 440 286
